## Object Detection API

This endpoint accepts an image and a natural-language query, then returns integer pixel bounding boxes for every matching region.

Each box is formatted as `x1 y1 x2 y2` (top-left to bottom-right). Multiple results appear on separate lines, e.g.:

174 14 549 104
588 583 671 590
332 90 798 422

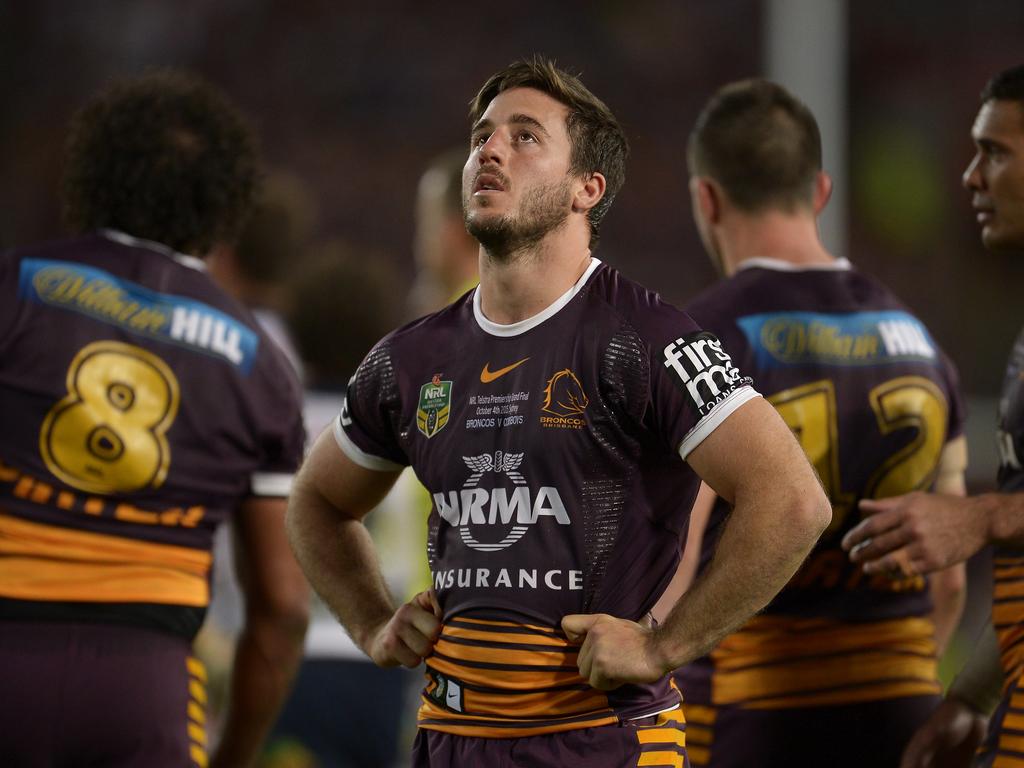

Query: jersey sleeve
632 296 761 461
250 345 307 497
333 338 409 472
940 349 967 443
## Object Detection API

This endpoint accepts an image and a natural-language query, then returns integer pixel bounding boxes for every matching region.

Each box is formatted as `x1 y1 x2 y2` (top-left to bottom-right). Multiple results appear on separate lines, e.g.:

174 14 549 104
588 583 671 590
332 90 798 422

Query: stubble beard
464 179 574 263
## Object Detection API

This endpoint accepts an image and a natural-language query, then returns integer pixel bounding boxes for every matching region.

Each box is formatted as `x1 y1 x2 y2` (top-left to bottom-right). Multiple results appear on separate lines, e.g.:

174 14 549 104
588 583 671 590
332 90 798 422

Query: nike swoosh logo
480 357 530 383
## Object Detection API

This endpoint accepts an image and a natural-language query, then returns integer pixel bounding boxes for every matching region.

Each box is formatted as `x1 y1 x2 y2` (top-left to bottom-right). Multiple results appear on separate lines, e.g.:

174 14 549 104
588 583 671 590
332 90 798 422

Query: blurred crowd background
5 1 1023 406
4 1 1024 765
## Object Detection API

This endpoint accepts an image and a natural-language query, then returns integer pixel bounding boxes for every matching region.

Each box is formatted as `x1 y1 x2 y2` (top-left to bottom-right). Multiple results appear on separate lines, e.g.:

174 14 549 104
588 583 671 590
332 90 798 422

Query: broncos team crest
540 368 589 429
417 374 452 438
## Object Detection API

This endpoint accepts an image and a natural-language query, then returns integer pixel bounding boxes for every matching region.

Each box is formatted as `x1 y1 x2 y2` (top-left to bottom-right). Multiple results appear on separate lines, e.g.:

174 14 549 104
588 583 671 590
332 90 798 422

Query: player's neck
476 230 593 325
721 212 835 277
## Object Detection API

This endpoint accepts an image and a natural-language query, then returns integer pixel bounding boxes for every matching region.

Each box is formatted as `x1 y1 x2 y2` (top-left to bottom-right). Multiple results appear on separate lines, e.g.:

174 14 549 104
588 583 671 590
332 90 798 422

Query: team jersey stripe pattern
699 616 940 709
418 616 616 737
994 552 1024 686
0 512 211 605
977 670 1024 767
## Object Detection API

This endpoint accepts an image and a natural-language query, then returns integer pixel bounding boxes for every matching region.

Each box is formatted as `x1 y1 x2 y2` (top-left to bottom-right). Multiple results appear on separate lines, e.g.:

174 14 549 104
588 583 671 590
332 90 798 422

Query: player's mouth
972 197 994 225
474 171 508 195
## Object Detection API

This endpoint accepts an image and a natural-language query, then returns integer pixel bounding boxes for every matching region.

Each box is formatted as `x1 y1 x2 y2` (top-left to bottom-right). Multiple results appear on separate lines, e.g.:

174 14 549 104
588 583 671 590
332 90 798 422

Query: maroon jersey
678 258 964 712
993 327 1024 680
0 231 304 639
977 327 1024 767
337 258 758 737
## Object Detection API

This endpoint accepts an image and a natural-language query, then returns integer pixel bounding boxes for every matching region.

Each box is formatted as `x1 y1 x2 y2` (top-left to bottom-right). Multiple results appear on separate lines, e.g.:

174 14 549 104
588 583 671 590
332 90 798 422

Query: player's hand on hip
368 589 442 669
898 697 987 768
561 613 669 691
841 492 985 576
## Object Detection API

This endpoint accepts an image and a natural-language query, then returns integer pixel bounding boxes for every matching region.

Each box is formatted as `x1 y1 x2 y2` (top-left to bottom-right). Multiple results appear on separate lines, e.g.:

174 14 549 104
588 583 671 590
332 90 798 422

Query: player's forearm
655 484 829 667
286 484 395 653
980 492 1024 548
211 611 306 768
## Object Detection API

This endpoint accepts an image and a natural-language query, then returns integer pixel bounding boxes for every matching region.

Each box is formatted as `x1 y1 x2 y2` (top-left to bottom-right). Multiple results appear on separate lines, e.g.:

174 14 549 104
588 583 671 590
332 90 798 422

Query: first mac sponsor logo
663 331 750 416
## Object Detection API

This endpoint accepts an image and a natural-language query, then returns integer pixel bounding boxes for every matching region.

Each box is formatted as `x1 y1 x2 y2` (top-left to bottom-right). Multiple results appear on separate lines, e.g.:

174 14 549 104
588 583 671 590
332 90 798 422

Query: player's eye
471 132 490 148
516 130 536 143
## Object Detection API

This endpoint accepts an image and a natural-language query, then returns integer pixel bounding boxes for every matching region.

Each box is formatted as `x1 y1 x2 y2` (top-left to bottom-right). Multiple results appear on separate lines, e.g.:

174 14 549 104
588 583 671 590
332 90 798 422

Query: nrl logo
417 374 452 438
432 450 570 552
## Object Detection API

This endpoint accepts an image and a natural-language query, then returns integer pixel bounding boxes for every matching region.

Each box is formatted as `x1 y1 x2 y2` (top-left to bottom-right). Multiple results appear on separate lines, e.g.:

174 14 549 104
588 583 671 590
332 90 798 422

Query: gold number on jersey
769 376 947 538
39 341 180 494
865 377 947 499
769 381 855 538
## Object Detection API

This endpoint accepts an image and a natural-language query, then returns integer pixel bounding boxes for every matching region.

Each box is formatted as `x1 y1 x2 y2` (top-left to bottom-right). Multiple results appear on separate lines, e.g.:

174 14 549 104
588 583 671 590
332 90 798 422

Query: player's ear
813 171 833 215
572 172 606 214
690 176 721 225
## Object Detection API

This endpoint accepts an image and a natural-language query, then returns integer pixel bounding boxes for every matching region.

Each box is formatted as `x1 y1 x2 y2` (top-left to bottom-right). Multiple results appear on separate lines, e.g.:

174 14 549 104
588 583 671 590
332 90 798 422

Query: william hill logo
540 369 588 429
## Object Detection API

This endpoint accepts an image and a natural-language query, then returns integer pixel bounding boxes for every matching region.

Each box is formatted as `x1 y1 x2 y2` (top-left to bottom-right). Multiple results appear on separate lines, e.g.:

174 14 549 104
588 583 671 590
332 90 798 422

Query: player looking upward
286 57 830 768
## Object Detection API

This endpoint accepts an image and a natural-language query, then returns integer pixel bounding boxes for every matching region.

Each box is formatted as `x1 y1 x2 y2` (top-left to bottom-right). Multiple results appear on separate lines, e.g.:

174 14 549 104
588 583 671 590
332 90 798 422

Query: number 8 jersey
0 231 305 640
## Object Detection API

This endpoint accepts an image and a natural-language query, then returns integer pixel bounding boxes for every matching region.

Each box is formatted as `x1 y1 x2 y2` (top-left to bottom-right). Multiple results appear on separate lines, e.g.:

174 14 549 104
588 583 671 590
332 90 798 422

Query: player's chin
982 226 1016 252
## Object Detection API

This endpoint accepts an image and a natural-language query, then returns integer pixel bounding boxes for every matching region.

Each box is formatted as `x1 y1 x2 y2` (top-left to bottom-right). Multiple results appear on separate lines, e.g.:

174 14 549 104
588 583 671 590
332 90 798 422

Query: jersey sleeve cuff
333 416 405 472
250 472 295 497
677 386 761 461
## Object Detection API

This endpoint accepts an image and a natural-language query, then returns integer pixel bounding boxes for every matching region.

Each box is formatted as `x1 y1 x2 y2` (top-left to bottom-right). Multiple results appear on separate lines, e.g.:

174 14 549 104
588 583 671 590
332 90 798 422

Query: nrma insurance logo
663 331 750 416
432 450 569 552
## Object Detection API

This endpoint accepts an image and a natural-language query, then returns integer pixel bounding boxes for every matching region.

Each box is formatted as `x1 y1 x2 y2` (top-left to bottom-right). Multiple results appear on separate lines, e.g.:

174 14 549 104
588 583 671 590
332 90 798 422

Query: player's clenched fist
561 613 670 691
368 589 442 669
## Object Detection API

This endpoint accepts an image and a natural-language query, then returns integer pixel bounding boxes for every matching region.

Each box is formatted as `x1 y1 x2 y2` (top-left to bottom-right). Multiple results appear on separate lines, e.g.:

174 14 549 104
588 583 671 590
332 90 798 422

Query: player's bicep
296 426 402 522
686 396 814 505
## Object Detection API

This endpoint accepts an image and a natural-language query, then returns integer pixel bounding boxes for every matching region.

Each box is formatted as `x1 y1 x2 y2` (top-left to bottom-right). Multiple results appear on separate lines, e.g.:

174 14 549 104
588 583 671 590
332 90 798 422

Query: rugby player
666 78 968 768
286 57 831 767
0 71 309 767
843 64 1024 768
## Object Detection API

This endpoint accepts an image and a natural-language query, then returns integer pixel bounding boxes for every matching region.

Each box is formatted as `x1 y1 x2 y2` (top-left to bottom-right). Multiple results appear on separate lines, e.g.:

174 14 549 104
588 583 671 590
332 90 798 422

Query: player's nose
962 153 984 191
478 130 509 166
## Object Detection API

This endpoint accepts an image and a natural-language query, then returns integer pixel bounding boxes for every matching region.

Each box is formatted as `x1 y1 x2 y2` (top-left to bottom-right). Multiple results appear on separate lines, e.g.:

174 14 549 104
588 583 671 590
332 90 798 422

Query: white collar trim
99 229 207 272
737 256 852 273
473 258 602 337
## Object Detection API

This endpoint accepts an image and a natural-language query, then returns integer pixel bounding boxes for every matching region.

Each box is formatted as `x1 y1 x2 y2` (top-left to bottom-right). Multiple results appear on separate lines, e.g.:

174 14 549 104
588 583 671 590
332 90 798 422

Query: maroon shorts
412 707 689 768
0 621 207 768
685 695 940 768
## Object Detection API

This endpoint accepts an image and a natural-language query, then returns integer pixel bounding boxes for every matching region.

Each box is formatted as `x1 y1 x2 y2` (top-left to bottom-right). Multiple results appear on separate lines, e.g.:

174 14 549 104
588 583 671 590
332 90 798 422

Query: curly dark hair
62 69 259 255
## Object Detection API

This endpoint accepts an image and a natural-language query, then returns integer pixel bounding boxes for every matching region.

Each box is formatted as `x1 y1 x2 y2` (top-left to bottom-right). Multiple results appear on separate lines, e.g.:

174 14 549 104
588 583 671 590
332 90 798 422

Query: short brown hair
688 79 821 213
63 69 259 255
469 56 628 248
